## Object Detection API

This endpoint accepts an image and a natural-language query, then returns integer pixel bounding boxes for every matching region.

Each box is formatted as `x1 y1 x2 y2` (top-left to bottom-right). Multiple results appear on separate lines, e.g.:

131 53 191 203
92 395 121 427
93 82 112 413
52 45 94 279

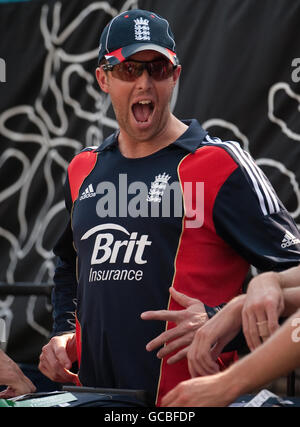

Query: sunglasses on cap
102 59 178 82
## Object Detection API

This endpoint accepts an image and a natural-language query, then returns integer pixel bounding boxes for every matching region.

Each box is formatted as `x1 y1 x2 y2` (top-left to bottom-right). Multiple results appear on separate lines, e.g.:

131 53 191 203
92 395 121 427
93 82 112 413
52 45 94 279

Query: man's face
96 50 181 143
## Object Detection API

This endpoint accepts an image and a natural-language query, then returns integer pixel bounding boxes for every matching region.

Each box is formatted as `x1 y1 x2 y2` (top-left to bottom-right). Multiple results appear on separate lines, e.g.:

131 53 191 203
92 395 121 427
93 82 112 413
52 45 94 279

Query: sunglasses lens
110 60 175 82
149 60 174 81
113 62 143 81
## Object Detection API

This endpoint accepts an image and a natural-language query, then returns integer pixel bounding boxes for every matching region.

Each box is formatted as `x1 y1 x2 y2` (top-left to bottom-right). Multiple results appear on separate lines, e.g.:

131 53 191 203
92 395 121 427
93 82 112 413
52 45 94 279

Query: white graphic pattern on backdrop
0 0 139 345
0 1 299 345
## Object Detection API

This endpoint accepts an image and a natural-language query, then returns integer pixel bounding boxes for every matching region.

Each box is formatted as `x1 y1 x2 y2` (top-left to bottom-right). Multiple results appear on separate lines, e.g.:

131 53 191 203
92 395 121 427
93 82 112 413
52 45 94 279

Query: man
0 350 36 398
162 265 300 406
39 9 300 406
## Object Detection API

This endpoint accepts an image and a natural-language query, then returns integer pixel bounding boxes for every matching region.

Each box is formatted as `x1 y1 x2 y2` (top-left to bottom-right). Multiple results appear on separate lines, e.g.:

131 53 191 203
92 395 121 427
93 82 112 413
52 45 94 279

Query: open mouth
132 100 155 124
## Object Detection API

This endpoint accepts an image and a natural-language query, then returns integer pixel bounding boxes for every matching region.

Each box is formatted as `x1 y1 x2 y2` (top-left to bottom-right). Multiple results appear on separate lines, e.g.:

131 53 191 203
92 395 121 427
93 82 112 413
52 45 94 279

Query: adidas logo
281 229 300 248
79 184 96 201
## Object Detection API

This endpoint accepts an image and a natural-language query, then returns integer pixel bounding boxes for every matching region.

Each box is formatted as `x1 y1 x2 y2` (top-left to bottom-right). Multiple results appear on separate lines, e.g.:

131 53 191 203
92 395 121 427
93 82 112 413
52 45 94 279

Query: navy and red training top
52 119 300 406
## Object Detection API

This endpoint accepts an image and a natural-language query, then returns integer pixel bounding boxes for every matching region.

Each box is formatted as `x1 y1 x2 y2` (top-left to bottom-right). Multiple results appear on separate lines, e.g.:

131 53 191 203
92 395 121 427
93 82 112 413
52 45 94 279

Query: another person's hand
161 372 232 407
38 333 78 384
242 272 284 351
187 295 245 377
141 287 208 364
0 350 36 398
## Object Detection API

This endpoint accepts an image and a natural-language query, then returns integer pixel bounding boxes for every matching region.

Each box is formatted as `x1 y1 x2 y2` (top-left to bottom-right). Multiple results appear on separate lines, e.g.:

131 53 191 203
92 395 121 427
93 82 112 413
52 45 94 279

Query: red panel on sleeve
68 151 98 203
156 146 247 406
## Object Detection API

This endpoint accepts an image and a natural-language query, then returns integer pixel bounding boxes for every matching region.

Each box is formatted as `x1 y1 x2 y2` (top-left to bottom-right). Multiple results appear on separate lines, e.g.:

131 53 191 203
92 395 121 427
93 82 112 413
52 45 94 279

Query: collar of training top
95 119 208 154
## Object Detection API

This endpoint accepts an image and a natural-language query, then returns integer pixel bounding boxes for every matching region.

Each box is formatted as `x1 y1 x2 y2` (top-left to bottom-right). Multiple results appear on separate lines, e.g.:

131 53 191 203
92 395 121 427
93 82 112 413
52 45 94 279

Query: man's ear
95 66 109 93
172 65 182 87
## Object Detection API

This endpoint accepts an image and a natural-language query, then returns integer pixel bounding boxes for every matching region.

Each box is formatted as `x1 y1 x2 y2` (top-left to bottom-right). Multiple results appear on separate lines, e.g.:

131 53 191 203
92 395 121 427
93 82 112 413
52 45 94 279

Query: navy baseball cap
98 9 179 66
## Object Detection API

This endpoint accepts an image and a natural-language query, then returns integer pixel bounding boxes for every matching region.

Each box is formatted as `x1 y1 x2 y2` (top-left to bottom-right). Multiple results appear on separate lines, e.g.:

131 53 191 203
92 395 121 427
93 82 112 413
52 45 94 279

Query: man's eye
125 64 135 74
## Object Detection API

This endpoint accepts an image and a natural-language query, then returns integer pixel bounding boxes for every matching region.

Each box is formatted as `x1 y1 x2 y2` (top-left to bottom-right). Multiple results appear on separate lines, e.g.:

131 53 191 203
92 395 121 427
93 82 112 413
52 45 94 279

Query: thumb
55 344 73 370
63 370 79 384
0 387 15 399
169 287 200 308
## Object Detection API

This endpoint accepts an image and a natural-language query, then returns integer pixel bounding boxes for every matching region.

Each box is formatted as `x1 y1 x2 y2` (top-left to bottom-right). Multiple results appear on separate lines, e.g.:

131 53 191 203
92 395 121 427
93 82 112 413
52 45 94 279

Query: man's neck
118 115 188 159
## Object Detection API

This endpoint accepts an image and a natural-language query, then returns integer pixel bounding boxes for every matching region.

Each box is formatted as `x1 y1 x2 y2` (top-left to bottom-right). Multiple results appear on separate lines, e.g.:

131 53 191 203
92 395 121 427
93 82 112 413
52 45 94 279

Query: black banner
0 0 300 370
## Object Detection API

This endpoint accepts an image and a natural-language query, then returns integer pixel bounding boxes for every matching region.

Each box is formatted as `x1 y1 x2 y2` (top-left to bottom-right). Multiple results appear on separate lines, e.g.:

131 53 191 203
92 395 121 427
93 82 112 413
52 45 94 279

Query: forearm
0 351 26 386
52 260 77 335
282 287 300 317
223 309 300 399
221 294 247 352
278 265 300 289
52 220 78 335
245 267 300 303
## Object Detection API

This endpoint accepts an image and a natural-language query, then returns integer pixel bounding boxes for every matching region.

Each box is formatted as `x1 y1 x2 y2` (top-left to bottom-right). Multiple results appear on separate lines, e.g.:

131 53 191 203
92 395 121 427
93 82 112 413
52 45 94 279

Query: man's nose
135 68 153 89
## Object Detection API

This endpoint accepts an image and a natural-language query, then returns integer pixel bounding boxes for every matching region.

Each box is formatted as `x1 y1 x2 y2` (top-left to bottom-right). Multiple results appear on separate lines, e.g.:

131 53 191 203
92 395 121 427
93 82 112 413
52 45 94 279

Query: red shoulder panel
68 150 98 203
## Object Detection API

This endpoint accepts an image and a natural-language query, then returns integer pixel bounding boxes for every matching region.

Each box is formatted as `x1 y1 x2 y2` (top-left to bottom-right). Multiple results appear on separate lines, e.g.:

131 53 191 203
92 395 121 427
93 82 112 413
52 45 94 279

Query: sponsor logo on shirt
81 224 151 284
79 184 96 201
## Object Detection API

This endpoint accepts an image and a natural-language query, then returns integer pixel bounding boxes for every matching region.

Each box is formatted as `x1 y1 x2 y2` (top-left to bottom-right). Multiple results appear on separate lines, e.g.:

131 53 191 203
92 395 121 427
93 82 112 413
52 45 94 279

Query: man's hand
187 295 245 377
242 272 285 351
0 350 36 398
141 287 208 364
38 333 78 384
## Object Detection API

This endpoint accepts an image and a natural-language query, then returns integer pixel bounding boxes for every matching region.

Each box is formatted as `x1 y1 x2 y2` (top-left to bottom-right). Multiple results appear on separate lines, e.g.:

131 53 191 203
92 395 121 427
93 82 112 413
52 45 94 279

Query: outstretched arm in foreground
162 308 300 407
187 285 300 378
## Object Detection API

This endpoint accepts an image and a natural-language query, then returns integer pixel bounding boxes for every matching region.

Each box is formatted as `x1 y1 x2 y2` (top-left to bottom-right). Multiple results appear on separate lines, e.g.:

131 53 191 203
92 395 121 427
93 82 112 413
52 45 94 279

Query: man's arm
187 285 300 378
39 171 78 381
279 264 300 289
161 308 300 407
282 286 300 316
39 219 79 382
210 147 300 352
187 295 245 377
51 220 78 336
142 146 300 364
242 265 300 350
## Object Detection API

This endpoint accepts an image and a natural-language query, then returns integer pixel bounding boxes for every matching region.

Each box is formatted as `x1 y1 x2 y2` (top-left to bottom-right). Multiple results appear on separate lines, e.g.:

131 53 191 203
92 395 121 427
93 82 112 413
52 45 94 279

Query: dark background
0 0 299 387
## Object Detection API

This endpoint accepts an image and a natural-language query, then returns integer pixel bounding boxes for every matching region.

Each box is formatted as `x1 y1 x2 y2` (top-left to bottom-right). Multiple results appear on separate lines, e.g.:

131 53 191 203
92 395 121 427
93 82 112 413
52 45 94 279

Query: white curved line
81 223 130 240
